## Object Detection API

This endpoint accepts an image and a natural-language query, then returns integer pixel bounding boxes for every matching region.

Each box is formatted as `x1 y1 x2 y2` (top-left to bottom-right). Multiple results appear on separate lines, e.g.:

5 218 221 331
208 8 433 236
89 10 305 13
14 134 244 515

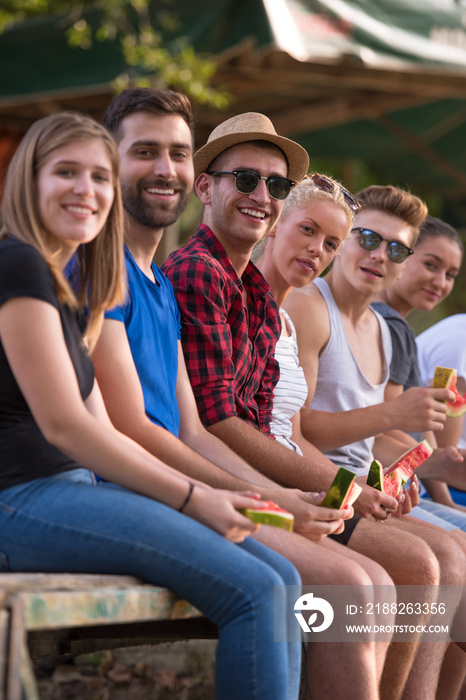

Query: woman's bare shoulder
283 283 329 349
283 283 325 319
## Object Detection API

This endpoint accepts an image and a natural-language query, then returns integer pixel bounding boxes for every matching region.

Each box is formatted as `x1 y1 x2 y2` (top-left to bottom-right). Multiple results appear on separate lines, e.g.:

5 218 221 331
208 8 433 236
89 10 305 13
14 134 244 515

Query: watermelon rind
367 459 402 496
432 366 466 417
345 481 363 507
321 467 361 509
385 439 433 483
240 508 294 531
367 459 384 490
446 396 466 418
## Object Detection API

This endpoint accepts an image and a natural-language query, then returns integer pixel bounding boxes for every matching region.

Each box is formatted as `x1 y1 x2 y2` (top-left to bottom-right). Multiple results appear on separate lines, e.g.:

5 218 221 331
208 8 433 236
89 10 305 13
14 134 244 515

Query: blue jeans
417 497 466 532
0 469 301 700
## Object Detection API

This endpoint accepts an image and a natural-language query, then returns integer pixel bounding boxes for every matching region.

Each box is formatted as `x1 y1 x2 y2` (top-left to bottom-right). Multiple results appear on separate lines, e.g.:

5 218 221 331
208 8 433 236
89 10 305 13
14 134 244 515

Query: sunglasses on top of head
352 227 414 264
206 170 296 200
304 173 361 212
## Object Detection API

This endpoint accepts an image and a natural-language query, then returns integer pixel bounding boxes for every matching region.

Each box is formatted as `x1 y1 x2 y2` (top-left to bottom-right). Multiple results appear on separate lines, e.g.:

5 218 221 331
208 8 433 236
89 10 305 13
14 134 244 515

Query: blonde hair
1 111 125 351
281 175 355 227
253 175 355 262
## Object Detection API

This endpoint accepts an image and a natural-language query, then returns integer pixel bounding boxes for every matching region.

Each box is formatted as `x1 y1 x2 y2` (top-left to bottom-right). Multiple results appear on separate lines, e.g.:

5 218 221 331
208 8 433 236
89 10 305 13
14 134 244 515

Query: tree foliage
0 0 229 108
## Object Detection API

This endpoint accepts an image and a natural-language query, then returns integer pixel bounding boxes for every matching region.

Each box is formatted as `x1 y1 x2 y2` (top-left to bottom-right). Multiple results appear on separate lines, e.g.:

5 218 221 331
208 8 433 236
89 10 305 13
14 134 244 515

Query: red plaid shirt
163 225 280 435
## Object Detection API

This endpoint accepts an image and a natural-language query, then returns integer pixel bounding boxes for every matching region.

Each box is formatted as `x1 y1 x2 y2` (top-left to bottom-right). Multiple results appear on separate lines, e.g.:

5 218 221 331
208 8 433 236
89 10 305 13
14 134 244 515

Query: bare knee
350 521 440 587
400 537 440 587
433 532 466 587
363 559 394 588
407 522 466 586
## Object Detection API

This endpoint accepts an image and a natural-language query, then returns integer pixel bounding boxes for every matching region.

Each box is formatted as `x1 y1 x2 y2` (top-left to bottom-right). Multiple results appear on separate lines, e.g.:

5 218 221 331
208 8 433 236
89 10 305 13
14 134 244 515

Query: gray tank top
308 278 393 475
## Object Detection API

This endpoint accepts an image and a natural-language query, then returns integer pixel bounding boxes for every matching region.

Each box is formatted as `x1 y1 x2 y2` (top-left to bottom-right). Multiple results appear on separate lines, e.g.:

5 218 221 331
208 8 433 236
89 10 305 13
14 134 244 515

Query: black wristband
179 482 194 512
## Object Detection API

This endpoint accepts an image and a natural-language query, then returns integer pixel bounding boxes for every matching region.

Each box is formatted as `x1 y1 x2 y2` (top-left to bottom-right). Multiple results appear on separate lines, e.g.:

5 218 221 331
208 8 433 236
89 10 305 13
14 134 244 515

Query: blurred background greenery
1 0 465 331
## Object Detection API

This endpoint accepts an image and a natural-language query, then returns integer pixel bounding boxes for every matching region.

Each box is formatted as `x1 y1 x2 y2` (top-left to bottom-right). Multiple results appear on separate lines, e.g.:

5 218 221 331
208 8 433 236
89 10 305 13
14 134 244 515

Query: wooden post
5 596 26 700
0 605 9 700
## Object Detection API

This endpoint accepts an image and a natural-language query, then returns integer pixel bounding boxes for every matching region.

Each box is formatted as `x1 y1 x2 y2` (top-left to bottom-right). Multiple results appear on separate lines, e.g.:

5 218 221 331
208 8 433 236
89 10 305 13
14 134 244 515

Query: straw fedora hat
193 112 309 183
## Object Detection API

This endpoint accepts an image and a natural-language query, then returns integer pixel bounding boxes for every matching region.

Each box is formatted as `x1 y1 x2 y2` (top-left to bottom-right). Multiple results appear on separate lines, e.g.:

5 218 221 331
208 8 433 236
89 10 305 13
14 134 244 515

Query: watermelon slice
367 459 402 497
384 439 433 483
240 501 294 531
432 366 466 418
433 366 457 392
320 467 362 509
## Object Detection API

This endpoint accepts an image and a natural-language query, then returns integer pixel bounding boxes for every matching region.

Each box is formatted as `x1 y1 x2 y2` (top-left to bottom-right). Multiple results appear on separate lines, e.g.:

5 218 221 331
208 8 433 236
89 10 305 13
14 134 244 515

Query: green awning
1 0 466 205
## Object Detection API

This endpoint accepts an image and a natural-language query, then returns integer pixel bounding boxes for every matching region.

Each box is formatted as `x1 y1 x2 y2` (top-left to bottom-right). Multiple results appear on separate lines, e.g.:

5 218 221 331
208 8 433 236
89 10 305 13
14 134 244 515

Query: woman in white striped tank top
253 175 356 455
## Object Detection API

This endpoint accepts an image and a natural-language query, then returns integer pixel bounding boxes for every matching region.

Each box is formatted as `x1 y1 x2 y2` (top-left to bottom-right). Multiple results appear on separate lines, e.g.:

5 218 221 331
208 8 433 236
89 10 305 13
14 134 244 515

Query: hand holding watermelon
248 488 352 540
353 477 399 520
366 441 432 517
239 500 294 531
388 385 456 433
181 487 273 542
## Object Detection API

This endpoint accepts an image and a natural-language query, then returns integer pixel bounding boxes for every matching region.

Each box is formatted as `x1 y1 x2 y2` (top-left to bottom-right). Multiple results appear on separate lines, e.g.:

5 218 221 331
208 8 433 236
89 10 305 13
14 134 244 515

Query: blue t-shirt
105 246 181 436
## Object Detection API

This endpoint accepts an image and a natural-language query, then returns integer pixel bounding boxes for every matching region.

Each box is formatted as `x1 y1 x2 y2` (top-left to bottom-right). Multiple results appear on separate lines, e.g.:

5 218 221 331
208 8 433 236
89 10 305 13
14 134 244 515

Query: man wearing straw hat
163 111 460 700
164 111 309 441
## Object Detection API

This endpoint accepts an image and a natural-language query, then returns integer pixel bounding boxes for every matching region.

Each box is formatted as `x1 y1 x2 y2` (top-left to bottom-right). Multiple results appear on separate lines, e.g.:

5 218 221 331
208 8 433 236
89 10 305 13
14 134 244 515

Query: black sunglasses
207 170 296 200
305 173 361 212
352 227 414 264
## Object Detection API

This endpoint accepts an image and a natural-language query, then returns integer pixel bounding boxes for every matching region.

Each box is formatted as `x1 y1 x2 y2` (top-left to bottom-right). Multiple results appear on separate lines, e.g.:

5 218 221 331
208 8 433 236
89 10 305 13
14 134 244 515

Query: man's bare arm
175 343 275 487
208 415 398 519
92 320 266 490
435 413 465 451
284 289 453 451
299 389 449 453
291 386 400 519
208 414 335 491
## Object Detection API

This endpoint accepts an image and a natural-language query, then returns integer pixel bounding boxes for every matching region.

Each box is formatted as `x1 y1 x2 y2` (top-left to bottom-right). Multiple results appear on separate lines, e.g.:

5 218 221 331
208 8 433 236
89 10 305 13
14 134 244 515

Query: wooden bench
0 573 217 700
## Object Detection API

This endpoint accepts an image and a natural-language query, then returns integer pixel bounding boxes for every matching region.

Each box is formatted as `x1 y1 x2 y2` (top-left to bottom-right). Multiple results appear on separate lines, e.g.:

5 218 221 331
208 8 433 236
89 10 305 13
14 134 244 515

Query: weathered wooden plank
20 587 201 631
0 574 202 631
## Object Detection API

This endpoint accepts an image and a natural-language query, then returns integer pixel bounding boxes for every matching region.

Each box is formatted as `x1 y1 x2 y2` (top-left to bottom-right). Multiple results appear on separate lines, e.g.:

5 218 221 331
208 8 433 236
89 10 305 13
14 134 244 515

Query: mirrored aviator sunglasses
352 227 414 264
306 173 361 212
207 170 296 200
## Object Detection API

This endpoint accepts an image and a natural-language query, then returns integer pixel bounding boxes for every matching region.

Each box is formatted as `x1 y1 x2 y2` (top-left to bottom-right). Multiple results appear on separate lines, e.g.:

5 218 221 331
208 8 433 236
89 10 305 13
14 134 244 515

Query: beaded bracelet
179 482 194 512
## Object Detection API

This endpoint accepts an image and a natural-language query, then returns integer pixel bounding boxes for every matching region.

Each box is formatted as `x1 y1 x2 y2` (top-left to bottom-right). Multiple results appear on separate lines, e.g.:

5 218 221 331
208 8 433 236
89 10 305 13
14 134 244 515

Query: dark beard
122 180 190 229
